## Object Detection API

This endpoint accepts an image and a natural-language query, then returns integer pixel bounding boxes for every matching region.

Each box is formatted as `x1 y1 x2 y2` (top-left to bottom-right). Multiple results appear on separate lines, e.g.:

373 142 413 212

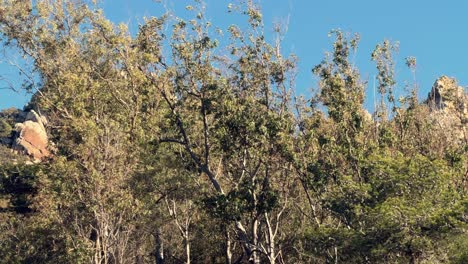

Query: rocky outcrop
427 76 467 116
12 110 50 161
426 76 467 140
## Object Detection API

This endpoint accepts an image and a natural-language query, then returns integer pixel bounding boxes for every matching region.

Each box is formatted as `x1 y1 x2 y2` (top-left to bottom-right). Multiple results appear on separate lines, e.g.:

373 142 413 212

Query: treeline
0 1 466 263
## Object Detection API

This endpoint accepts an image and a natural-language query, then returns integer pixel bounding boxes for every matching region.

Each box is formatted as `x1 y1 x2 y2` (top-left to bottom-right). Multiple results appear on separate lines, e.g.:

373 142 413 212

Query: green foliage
313 30 364 124
0 108 20 139
0 119 12 138
204 179 279 221
0 1 466 263
0 163 41 214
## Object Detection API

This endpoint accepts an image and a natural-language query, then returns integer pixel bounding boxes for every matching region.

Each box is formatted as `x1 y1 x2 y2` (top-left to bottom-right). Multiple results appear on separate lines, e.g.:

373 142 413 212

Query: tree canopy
0 1 466 263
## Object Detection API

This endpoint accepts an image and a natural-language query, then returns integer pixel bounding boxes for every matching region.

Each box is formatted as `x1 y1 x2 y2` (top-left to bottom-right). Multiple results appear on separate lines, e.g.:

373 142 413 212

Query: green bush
0 119 12 138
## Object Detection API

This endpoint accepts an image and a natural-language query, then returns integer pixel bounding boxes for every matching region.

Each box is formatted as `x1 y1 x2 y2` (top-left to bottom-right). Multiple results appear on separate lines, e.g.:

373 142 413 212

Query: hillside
0 1 467 263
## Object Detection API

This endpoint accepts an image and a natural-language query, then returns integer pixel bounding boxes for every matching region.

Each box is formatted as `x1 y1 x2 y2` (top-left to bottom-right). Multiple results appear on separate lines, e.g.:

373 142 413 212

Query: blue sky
1 0 467 110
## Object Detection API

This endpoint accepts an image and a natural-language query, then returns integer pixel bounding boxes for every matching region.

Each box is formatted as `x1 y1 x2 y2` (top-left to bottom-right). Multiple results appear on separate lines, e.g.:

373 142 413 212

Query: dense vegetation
0 1 466 263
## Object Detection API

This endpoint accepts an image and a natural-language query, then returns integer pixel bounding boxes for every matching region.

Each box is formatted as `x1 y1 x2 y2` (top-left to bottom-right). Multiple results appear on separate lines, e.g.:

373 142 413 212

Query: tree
297 29 467 264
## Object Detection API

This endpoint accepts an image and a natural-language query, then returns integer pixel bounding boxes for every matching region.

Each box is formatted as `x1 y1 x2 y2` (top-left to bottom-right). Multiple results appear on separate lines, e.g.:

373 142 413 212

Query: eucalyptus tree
137 3 299 262
0 0 158 262
296 30 468 264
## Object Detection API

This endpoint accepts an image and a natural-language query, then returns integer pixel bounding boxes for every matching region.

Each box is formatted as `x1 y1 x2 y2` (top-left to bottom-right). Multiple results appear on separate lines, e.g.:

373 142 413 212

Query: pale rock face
428 76 467 115
13 110 50 161
25 110 48 129
427 76 467 140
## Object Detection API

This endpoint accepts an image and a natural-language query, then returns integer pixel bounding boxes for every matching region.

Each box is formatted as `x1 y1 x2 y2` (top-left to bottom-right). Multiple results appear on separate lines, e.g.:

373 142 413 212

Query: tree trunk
265 213 276 264
234 221 255 261
225 227 232 264
185 235 191 264
267 229 275 263
155 229 164 264
250 219 260 264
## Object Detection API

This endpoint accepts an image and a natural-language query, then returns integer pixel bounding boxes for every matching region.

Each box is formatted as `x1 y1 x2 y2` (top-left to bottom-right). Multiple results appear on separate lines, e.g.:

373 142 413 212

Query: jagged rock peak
425 76 467 141
427 76 467 115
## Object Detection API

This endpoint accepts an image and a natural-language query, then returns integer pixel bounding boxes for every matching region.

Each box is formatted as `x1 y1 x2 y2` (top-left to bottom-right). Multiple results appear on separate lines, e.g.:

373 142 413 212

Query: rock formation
428 76 467 115
426 76 467 141
12 110 50 161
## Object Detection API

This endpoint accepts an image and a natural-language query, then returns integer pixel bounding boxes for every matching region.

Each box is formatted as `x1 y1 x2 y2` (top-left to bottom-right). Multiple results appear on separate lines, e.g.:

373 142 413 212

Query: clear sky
1 0 467 110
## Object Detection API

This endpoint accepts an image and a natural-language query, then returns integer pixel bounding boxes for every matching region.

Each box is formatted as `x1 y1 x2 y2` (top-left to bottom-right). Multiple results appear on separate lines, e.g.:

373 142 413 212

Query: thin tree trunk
268 235 275 264
185 235 191 264
155 228 164 264
251 218 260 264
225 227 232 264
334 246 338 264
234 221 255 261
265 213 276 264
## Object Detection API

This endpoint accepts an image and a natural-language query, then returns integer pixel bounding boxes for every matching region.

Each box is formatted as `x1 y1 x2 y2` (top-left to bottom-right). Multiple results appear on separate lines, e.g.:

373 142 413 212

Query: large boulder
13 110 50 161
